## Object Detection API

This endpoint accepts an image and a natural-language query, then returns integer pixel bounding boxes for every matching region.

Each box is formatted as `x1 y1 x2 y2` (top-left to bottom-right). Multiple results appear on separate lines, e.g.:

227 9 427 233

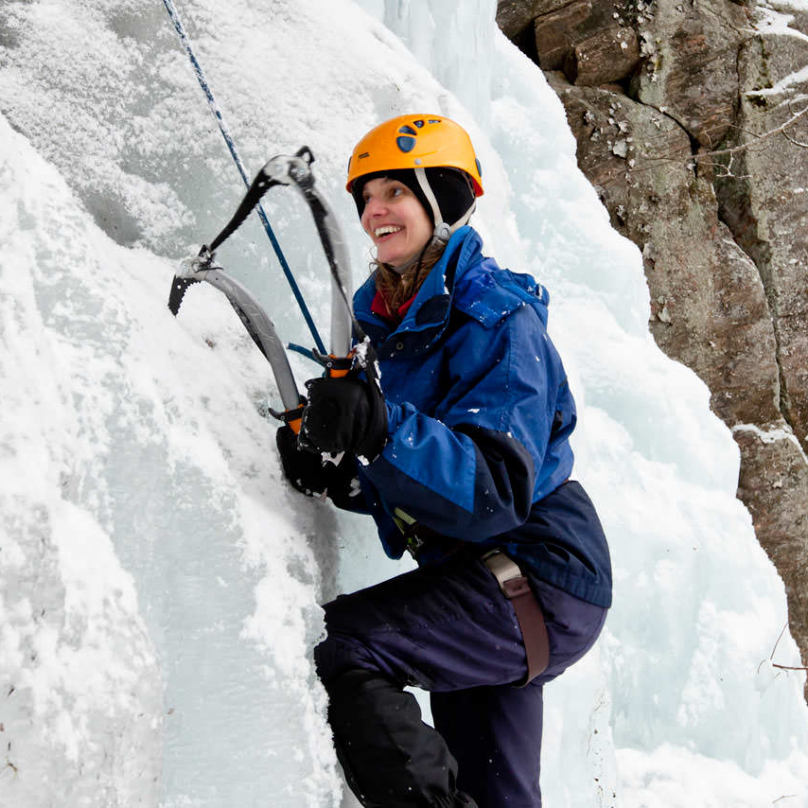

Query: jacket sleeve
360 305 570 541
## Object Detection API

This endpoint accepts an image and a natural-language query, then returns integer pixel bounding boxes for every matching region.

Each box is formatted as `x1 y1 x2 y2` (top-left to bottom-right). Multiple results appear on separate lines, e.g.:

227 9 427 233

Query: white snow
1 1 807 807
764 0 808 14
755 2 808 48
746 62 808 98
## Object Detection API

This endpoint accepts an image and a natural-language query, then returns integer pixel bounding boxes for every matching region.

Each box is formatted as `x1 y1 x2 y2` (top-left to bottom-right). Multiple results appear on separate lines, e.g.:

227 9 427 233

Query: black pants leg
315 551 607 808
327 669 474 808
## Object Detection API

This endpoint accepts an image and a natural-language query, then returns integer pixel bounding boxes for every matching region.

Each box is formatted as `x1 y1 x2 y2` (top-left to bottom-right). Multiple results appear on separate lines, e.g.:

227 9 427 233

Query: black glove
276 424 332 497
300 374 388 461
276 424 365 509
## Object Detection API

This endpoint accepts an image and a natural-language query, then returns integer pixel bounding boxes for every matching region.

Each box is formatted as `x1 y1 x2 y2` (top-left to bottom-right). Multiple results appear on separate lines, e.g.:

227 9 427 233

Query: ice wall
1 116 161 805
0 110 340 807
1 0 808 806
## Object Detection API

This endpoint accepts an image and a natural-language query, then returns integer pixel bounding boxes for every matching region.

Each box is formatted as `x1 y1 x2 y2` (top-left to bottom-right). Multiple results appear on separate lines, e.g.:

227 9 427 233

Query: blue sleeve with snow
361 304 574 542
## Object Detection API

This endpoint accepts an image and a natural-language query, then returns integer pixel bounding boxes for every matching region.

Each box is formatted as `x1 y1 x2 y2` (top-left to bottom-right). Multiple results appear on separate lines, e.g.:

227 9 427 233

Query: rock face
498 0 808 701
631 0 750 149
719 19 808 450
736 426 808 674
545 72 783 426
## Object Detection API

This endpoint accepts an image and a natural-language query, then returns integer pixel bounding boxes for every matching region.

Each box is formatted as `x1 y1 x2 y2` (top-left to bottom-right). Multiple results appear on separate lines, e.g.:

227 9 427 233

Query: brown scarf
373 241 446 314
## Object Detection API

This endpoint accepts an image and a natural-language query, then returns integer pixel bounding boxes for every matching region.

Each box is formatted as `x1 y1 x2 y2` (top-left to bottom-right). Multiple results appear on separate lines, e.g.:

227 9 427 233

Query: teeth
374 225 403 237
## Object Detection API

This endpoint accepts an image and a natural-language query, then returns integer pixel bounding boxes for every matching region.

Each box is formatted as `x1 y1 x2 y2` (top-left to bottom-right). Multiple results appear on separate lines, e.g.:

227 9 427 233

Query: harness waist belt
482 549 549 686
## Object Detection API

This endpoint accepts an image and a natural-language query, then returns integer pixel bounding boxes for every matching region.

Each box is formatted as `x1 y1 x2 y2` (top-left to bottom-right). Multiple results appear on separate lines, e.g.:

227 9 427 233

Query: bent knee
314 630 378 688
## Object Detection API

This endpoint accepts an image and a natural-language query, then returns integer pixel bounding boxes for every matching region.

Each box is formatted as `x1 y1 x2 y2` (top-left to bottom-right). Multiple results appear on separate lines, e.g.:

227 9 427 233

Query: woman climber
275 113 612 808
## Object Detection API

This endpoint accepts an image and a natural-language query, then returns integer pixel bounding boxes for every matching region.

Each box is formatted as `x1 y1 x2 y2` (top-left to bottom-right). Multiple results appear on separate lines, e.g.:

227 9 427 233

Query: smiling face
360 176 433 268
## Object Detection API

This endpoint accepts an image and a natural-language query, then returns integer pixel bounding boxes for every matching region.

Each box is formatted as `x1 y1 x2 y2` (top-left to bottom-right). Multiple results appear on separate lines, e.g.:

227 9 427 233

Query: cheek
412 208 432 241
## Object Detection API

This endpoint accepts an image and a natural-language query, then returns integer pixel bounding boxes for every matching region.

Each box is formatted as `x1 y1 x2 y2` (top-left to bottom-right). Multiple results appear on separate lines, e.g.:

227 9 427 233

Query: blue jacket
351 226 612 608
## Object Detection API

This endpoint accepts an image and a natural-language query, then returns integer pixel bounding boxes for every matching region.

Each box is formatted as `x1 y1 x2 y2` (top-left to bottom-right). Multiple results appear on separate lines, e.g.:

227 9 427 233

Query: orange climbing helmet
346 114 484 197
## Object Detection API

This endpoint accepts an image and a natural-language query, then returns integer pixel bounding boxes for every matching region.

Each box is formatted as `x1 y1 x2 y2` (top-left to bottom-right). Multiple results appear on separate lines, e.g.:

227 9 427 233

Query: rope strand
161 0 326 354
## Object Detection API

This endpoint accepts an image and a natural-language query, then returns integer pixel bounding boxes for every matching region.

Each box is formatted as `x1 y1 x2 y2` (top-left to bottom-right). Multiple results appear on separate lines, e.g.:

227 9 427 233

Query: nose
361 195 387 231
363 194 387 217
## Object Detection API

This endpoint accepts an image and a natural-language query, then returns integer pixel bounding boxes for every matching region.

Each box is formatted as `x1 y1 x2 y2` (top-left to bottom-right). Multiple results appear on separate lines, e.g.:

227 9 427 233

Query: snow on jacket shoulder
353 226 611 608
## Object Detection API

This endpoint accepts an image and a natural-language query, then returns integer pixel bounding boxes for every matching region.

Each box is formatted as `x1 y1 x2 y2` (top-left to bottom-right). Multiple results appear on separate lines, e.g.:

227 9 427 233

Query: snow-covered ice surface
0 110 339 806
1 1 807 807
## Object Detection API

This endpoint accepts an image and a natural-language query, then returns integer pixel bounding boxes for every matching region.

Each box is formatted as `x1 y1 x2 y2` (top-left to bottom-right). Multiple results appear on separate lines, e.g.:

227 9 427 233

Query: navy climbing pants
314 547 607 808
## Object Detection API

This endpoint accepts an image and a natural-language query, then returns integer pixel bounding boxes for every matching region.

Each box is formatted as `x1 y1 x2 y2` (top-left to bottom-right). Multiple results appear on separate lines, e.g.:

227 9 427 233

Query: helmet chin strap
414 167 476 243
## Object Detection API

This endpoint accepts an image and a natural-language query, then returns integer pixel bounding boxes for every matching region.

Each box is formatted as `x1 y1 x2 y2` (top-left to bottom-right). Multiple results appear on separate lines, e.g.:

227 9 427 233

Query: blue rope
286 342 317 361
162 0 326 355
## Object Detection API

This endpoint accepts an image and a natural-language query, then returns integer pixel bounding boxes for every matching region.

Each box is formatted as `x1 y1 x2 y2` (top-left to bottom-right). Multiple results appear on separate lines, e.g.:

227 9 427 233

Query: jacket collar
355 226 483 342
